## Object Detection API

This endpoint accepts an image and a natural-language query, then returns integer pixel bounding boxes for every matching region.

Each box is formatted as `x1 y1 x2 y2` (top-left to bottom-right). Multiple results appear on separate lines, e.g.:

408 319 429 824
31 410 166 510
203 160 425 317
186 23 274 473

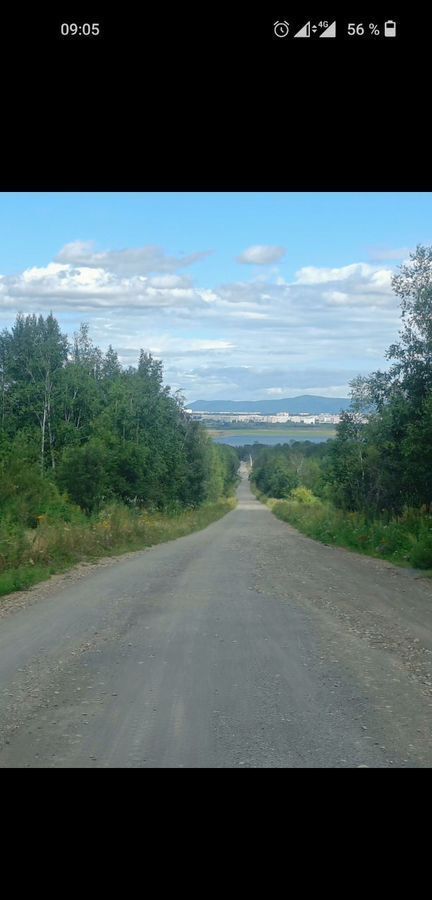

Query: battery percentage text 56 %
347 23 380 35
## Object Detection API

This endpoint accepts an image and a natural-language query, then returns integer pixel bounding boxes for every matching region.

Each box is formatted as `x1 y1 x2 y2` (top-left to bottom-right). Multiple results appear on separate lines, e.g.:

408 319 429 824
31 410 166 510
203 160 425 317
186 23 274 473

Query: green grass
255 486 432 572
0 497 237 600
0 563 62 597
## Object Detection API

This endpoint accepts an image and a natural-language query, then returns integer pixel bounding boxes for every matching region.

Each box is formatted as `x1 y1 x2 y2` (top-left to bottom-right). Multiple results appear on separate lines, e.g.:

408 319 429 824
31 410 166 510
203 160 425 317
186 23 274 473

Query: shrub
268 495 432 571
290 486 319 504
408 539 432 569
57 443 106 513
0 459 66 528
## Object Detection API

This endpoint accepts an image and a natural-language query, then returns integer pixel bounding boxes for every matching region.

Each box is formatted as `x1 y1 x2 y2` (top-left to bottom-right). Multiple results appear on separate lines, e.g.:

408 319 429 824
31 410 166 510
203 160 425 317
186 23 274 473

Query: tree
102 345 122 380
252 448 299 499
386 244 432 407
0 313 239 517
0 328 12 435
72 323 103 379
7 313 68 470
340 245 432 514
350 246 432 414
137 350 163 387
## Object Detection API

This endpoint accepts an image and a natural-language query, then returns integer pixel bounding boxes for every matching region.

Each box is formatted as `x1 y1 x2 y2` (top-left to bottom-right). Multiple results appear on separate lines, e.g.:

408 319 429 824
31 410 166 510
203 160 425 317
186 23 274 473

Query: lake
213 434 333 447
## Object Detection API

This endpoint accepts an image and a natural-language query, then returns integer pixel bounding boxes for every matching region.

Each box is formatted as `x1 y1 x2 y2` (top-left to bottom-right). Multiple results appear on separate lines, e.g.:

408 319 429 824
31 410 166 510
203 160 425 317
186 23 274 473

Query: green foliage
271 497 432 569
339 245 432 515
250 441 326 499
249 246 432 571
0 312 239 517
0 564 56 598
205 443 239 500
289 486 319 504
0 452 68 528
0 312 239 595
252 449 299 498
57 442 107 513
0 497 236 598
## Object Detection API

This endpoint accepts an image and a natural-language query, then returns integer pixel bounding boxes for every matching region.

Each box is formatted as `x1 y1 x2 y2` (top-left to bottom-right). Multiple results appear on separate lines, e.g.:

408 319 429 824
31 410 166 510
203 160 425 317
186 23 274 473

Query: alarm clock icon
273 20 290 38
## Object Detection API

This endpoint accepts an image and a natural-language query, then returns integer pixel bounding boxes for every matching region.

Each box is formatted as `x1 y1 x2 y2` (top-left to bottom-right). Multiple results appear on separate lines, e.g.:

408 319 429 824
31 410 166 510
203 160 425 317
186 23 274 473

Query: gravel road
1 465 431 767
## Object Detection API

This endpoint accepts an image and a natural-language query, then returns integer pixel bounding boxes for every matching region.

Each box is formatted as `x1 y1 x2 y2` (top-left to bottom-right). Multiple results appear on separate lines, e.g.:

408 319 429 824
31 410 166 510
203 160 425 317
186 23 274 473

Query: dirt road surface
1 466 431 767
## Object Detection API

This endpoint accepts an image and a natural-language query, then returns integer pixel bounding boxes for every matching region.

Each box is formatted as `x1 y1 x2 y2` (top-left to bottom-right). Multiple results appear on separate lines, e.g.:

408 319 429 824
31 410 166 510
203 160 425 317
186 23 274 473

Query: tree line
0 315 238 525
248 247 432 566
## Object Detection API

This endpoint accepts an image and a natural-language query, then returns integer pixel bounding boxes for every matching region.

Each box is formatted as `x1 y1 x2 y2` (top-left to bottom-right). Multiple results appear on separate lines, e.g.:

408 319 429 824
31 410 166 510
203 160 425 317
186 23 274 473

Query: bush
407 538 432 569
0 518 27 572
269 495 432 570
290 486 319 504
0 458 67 528
57 443 106 513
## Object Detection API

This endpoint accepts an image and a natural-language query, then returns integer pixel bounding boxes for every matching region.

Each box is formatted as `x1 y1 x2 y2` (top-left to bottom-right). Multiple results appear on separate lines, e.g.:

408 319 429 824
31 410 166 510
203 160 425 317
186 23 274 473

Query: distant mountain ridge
187 395 351 414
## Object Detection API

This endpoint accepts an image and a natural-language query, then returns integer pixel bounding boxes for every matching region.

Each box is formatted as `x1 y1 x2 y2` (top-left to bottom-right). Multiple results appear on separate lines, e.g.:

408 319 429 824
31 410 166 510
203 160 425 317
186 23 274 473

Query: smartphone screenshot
0 8 431 775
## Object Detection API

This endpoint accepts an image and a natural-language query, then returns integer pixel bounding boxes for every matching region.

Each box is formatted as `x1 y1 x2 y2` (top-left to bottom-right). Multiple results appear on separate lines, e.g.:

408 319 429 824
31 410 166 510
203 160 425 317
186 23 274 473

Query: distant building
186 409 348 426
288 415 316 425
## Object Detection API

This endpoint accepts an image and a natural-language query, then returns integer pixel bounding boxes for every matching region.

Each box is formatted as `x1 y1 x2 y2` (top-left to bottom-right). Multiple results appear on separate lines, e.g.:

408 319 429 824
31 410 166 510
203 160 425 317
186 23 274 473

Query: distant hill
187 395 351 414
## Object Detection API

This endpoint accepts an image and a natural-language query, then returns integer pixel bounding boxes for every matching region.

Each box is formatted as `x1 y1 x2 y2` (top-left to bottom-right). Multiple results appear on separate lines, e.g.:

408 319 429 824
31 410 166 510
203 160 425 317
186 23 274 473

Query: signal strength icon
320 21 336 37
294 21 310 38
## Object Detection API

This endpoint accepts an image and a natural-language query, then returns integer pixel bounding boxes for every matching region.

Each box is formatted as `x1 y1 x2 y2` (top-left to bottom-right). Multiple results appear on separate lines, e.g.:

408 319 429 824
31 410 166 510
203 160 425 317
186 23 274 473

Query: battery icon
384 20 396 37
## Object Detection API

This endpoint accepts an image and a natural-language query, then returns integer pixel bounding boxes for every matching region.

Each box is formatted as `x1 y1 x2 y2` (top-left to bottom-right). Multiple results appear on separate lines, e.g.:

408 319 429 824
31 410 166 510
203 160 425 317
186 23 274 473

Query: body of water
213 435 333 447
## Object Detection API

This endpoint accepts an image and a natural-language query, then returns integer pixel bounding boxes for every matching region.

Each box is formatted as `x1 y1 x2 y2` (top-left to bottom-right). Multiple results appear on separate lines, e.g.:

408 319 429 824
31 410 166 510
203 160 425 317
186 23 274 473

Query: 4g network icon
273 19 399 39
273 20 336 38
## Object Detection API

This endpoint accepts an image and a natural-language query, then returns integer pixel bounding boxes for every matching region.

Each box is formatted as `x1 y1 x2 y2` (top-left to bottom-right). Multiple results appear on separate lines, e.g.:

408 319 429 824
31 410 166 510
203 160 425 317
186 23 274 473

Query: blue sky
0 192 431 401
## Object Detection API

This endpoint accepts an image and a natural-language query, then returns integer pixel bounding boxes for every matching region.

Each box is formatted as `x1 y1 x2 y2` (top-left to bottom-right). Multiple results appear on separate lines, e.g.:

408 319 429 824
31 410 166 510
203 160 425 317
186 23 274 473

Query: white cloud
296 262 391 286
0 263 206 311
227 311 269 320
0 243 402 401
264 385 351 398
149 274 193 288
55 241 211 275
237 245 286 265
323 291 350 305
144 337 235 356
